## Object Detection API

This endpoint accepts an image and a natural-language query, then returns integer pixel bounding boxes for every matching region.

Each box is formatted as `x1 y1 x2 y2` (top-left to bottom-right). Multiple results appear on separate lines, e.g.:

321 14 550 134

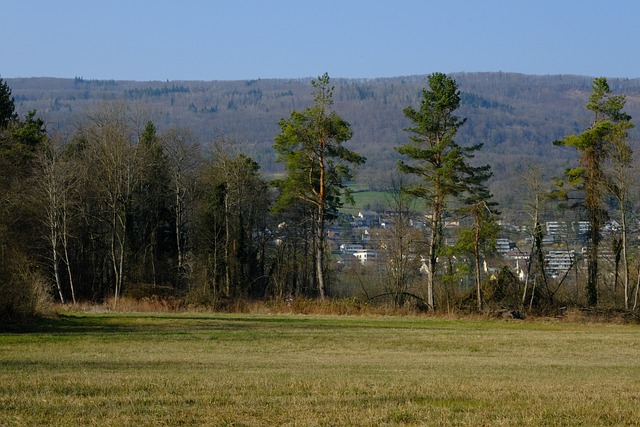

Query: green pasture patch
341 185 389 214
1 313 640 425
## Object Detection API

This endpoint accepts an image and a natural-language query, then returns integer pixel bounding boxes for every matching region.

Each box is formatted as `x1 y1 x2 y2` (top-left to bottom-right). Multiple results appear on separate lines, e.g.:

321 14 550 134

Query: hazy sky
3 0 638 81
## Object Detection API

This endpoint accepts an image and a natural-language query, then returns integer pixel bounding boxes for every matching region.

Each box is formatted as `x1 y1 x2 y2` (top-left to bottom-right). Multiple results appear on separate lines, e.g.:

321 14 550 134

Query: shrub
0 254 52 322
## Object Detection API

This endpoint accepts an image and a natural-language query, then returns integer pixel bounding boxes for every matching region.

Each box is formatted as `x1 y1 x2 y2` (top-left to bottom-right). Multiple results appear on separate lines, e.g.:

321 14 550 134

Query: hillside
7 73 640 208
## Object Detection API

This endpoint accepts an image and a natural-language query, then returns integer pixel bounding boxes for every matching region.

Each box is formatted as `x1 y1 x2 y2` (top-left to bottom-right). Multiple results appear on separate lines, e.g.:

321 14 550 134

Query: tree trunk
224 188 231 297
61 196 76 304
622 213 629 310
117 222 126 304
634 266 640 311
587 256 598 306
175 176 184 272
474 216 482 312
50 220 64 304
110 211 121 305
316 205 326 300
426 203 440 311
587 213 599 306
316 138 327 300
529 277 537 311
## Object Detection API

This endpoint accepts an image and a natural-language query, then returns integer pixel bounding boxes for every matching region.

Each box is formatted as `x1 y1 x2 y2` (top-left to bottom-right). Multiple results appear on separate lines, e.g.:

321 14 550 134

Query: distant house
546 250 575 276
340 244 364 254
546 221 568 238
326 226 342 239
354 218 368 228
353 249 378 265
574 221 590 237
603 220 620 232
496 238 512 255
358 211 380 227
410 218 427 229
505 249 529 261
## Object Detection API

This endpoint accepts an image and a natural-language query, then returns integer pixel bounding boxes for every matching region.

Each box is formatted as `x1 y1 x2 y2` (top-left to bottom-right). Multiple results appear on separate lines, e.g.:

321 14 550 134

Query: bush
0 255 52 322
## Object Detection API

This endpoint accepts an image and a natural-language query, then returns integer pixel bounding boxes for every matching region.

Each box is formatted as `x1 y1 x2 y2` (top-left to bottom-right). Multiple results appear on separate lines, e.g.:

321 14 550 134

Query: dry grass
66 296 434 316
2 312 640 426
64 296 640 324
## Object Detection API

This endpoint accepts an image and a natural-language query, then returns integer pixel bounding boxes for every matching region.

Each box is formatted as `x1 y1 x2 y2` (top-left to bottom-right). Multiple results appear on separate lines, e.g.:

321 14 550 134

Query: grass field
2 312 640 426
341 184 388 215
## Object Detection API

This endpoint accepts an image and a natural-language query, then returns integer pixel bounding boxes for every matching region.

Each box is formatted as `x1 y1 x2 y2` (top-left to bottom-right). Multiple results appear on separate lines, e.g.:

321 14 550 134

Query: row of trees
1 83 275 317
396 74 636 312
0 71 636 319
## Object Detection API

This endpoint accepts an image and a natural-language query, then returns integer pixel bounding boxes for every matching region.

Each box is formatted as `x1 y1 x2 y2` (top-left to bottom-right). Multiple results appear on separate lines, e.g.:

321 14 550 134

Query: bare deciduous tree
81 102 141 305
163 128 200 279
35 137 79 304
376 176 425 307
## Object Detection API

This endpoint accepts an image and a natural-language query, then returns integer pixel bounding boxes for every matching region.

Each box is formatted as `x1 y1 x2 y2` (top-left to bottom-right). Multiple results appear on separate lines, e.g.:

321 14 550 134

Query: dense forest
2 72 640 320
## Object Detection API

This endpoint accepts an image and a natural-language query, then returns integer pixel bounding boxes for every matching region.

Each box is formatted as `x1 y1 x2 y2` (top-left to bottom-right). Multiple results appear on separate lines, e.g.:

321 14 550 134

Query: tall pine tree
274 73 365 299
397 72 492 311
554 77 633 306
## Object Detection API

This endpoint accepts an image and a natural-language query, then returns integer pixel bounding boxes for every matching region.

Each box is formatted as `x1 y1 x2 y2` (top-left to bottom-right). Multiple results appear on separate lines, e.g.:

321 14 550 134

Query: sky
2 0 639 81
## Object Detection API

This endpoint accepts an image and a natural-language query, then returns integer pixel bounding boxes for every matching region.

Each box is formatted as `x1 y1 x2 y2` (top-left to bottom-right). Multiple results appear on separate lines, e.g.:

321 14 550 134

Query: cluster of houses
329 210 626 281
331 211 381 266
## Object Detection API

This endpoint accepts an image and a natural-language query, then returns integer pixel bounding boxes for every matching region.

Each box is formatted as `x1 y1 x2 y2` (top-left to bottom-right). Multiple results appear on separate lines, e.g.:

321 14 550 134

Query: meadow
1 312 640 426
341 185 388 215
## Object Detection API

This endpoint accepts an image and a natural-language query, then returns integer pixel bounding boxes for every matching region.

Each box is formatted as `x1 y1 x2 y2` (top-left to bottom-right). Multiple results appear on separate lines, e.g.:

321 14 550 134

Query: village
328 209 629 284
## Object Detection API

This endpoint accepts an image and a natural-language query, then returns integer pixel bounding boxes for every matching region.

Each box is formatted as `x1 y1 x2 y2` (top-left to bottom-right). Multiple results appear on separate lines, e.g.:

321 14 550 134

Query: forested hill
8 73 640 205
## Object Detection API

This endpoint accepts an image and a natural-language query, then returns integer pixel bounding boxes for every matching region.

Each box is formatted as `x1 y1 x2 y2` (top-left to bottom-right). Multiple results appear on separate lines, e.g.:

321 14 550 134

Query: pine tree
397 72 492 311
274 73 366 299
554 77 633 306
0 78 17 129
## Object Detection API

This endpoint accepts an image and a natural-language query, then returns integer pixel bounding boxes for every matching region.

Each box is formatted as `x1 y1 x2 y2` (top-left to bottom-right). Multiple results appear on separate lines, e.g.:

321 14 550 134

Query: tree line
0 73 636 320
15 72 637 208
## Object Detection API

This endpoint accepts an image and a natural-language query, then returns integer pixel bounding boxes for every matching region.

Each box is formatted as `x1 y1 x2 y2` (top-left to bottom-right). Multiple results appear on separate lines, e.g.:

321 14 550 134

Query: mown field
345 188 388 213
1 312 640 426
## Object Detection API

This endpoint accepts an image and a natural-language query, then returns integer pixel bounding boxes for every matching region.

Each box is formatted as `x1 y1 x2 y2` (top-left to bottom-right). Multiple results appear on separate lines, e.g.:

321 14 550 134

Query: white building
546 250 575 275
340 244 364 254
496 238 511 255
546 221 568 237
353 250 378 265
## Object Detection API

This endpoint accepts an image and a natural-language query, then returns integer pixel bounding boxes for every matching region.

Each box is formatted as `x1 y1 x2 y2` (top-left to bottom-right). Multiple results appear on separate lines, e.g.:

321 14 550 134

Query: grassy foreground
1 313 640 426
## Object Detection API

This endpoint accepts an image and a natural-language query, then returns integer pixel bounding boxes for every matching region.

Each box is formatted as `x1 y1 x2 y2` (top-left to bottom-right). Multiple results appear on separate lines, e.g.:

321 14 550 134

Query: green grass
343 186 389 214
2 313 640 426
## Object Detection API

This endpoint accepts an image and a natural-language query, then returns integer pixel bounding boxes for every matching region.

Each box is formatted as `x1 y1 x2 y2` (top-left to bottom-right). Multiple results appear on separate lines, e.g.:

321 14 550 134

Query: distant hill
8 73 640 209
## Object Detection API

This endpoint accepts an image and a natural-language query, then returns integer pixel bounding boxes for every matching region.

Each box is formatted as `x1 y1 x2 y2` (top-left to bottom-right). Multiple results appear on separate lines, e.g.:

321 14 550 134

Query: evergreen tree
0 78 17 129
194 147 270 299
274 73 366 299
397 72 491 311
554 77 633 306
0 78 49 319
457 187 499 311
131 121 175 287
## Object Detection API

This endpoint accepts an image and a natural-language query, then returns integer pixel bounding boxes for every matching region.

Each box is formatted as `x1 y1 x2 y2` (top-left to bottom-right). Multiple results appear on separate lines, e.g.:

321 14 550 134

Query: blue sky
3 0 638 81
